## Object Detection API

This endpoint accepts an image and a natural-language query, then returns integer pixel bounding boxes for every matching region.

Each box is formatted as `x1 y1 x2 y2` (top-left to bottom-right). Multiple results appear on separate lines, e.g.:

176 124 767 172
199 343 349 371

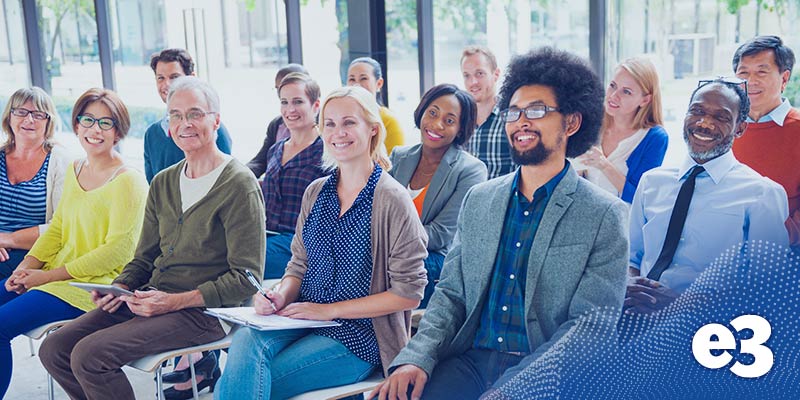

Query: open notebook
205 307 340 331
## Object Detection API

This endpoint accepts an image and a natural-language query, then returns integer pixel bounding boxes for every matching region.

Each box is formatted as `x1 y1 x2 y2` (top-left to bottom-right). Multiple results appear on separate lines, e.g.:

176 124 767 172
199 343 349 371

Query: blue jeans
0 249 28 280
420 252 445 308
0 280 84 397
265 233 293 279
418 348 525 399
214 328 376 400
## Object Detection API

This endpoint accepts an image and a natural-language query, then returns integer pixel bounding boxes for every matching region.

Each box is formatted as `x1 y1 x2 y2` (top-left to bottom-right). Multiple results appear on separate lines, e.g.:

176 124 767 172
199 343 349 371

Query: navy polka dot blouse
298 164 383 365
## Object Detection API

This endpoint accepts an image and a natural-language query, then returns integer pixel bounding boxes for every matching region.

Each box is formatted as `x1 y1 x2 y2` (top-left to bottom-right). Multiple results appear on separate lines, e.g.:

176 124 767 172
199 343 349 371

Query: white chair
127 332 235 400
287 371 384 400
22 319 74 400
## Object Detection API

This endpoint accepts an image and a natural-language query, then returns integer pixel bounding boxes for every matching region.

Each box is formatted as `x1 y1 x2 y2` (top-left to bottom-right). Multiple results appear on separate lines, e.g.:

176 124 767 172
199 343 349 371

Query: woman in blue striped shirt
0 87 71 279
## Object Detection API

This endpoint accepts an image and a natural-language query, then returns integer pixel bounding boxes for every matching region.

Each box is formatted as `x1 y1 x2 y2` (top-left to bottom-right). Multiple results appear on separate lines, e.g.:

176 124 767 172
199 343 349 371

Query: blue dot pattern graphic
484 241 800 400
298 164 382 366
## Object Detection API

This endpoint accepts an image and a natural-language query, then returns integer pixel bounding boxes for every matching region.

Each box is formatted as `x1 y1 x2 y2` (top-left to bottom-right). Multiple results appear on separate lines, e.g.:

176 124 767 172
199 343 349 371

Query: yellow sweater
28 165 148 311
380 107 404 155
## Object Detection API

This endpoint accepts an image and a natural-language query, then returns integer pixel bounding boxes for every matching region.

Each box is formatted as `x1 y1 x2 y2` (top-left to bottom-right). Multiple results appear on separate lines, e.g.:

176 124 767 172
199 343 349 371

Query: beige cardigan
285 170 428 375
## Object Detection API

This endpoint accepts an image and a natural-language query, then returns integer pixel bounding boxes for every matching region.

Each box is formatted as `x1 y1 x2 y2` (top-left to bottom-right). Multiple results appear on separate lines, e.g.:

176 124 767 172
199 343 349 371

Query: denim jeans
215 328 376 400
265 233 294 279
0 281 84 398
418 348 525 399
0 249 28 280
420 252 445 308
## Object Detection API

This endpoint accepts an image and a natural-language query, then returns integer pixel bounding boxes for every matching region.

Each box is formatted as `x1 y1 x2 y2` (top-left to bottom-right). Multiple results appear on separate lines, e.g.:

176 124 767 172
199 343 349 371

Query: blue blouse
298 164 382 365
0 151 50 232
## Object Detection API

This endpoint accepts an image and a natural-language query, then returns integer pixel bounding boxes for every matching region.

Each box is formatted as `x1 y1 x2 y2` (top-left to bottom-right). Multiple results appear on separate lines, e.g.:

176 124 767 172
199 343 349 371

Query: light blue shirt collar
679 150 737 185
746 98 792 126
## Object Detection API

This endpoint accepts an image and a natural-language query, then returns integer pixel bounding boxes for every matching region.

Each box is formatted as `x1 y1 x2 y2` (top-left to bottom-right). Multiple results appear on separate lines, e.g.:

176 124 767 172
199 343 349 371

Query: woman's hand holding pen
254 290 286 315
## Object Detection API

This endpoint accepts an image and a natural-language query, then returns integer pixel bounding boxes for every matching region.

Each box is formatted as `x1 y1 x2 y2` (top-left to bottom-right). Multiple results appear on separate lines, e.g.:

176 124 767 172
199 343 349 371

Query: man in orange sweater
732 35 799 245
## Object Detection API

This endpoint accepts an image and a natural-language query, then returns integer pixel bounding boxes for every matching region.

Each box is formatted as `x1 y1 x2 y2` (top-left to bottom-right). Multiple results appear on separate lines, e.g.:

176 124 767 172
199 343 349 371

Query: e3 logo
691 315 773 378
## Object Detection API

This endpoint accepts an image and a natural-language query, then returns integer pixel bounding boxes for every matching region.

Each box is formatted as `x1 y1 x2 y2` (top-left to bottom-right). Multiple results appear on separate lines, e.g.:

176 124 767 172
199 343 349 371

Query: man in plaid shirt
461 46 516 179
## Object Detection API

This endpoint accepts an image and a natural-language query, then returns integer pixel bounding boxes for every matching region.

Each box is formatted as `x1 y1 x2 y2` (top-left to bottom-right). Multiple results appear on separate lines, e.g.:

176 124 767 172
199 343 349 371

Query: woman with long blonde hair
575 57 668 202
215 86 426 399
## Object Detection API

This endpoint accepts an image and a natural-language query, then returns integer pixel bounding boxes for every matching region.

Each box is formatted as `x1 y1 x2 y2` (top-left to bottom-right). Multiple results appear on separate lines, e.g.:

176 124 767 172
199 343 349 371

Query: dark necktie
647 165 706 281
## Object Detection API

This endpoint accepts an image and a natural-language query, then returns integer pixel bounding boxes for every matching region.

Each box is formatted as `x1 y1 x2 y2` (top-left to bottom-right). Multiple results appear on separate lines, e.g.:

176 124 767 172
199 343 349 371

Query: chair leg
155 365 165 400
187 353 199 399
28 337 35 357
44 330 54 400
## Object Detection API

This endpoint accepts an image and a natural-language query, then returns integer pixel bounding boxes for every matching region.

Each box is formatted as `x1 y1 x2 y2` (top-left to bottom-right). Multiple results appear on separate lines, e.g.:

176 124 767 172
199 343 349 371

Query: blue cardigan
621 125 668 203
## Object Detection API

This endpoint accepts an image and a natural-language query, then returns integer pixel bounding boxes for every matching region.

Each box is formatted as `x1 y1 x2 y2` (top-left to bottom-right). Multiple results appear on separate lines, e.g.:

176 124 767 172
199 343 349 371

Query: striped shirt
0 151 50 232
262 136 326 233
467 105 516 179
473 164 568 353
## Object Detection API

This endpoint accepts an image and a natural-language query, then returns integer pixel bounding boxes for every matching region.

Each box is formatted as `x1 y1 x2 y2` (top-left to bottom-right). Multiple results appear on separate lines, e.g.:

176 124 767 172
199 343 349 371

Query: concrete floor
6 336 215 400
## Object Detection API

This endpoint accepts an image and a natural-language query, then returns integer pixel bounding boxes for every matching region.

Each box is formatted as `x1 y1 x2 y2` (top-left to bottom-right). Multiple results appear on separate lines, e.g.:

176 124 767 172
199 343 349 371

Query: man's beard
510 130 559 166
683 128 735 163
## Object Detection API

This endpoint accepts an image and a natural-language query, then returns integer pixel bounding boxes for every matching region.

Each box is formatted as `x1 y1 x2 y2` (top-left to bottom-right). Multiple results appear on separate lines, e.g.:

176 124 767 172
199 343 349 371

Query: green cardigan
114 159 266 308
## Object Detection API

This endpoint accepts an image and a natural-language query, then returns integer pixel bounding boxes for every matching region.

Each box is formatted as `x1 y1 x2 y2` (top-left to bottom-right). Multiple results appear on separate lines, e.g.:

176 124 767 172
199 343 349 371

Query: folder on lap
204 307 340 331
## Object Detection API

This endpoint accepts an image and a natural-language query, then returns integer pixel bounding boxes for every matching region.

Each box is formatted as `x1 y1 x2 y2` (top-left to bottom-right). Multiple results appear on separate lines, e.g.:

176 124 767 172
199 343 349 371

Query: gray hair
167 76 220 113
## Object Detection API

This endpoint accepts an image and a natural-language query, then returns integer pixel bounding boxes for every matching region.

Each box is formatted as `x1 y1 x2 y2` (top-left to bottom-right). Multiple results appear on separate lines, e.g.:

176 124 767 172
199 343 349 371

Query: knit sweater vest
733 107 800 213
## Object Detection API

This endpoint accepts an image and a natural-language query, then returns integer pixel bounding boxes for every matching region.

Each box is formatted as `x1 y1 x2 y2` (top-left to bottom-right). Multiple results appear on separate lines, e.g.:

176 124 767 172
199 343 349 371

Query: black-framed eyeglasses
76 115 116 131
11 108 50 121
168 110 216 125
500 104 560 122
697 76 748 94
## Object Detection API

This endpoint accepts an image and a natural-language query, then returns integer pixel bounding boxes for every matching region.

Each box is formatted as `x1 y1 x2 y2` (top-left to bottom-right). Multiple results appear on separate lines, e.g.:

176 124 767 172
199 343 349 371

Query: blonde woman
215 86 426 399
575 57 668 202
1 88 147 397
0 87 71 277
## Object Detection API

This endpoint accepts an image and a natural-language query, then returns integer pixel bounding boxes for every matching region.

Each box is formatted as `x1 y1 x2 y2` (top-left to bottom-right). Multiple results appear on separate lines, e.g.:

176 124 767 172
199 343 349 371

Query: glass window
386 0 419 145
37 0 102 158
608 0 800 167
101 0 288 168
300 0 348 95
0 0 29 100
433 0 590 87
108 0 167 168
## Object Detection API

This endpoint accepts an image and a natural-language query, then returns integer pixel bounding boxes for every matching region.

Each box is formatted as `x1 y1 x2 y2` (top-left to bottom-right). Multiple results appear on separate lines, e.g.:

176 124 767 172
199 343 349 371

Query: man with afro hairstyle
370 47 629 400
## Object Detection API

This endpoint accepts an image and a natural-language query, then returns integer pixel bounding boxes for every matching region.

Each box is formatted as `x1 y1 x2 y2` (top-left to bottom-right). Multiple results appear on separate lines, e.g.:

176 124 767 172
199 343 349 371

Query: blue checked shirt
473 163 569 353
262 137 326 232
467 105 516 179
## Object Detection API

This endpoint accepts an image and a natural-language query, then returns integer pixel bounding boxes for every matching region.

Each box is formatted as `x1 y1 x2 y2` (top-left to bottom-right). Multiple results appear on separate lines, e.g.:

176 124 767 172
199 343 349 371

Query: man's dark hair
498 47 604 158
689 79 751 123
414 83 477 148
732 35 795 74
149 48 194 75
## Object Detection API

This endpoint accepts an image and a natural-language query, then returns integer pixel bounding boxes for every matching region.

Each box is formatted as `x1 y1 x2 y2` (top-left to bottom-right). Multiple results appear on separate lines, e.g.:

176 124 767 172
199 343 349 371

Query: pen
244 270 278 312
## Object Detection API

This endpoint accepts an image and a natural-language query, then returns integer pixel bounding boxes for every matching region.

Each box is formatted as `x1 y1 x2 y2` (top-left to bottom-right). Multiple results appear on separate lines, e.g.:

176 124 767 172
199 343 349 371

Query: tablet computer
69 282 134 297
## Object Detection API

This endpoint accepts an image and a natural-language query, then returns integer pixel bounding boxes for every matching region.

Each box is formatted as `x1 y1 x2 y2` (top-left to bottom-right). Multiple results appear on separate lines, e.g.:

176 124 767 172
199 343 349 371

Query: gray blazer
389 144 487 254
389 165 629 386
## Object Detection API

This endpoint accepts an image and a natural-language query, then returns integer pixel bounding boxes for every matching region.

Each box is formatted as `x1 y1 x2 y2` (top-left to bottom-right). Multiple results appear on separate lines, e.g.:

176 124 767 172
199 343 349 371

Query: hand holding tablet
69 282 134 297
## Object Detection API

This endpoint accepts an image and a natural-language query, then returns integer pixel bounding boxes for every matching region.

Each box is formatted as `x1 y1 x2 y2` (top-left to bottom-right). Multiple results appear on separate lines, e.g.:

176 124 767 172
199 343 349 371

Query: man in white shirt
626 78 789 313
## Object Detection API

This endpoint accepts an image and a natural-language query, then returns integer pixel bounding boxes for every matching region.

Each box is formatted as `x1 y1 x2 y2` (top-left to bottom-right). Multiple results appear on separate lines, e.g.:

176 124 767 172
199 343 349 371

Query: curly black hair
414 84 477 148
689 79 750 123
498 47 604 158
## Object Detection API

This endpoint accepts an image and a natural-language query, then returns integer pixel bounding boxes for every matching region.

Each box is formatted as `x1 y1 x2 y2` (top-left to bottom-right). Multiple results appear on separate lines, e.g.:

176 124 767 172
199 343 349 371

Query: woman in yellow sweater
347 57 405 154
0 88 147 397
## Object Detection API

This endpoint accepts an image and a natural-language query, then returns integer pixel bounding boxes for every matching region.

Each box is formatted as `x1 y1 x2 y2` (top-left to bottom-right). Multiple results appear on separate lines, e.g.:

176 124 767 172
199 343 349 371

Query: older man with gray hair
39 76 265 400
